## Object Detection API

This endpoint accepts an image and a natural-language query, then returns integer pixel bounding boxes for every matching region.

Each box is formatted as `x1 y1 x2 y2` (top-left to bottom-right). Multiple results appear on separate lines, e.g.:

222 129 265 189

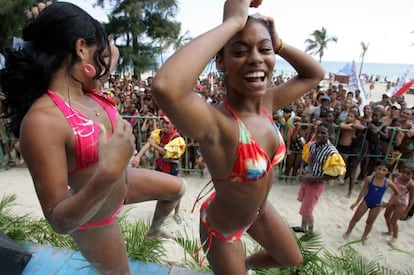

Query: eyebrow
230 38 273 48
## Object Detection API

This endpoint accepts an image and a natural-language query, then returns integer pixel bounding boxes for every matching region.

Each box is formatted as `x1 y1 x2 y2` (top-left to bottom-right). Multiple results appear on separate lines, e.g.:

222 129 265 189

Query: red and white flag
390 66 412 97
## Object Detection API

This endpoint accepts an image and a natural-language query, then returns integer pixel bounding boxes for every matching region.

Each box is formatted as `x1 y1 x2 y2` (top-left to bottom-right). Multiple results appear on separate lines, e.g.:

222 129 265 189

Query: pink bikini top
213 100 286 182
47 90 117 174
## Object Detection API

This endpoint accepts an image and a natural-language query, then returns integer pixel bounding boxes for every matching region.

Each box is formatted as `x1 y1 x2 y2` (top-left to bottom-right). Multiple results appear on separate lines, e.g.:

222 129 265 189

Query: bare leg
344 202 368 238
306 216 314 233
71 222 131 275
173 201 182 224
361 207 382 241
199 218 247 274
389 205 405 241
124 168 187 239
246 202 302 269
383 205 394 235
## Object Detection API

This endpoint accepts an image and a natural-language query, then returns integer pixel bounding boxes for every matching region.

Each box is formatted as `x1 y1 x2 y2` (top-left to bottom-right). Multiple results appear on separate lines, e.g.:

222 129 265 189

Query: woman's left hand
251 13 282 53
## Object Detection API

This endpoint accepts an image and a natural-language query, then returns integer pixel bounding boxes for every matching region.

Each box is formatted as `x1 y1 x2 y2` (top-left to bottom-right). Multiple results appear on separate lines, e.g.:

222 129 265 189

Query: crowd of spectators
2 72 414 185
278 81 414 197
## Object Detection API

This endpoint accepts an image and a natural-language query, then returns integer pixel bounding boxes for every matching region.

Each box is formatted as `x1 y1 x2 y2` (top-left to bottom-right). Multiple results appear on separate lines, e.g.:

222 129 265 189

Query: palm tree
169 30 192 51
359 42 369 78
158 30 192 65
304 27 338 63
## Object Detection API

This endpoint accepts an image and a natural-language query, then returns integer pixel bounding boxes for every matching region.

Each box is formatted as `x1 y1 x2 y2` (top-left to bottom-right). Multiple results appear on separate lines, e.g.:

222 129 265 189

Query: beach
1 82 414 272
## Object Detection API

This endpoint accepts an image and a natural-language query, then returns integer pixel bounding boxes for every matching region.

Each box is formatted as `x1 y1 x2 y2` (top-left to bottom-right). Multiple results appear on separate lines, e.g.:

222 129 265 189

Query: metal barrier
1 116 413 177
277 123 414 182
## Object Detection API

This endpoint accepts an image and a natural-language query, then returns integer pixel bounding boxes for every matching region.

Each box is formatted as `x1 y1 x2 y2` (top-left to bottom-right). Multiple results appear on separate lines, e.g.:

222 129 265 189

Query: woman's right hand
25 2 52 20
130 156 141 168
98 115 135 180
222 0 251 31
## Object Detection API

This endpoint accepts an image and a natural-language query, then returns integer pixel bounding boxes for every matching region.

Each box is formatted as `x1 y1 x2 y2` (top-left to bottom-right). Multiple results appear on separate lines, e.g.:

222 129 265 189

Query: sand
1 82 413 272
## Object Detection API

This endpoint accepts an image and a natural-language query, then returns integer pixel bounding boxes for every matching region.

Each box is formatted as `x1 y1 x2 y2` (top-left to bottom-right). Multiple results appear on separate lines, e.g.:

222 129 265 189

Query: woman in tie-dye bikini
152 0 325 273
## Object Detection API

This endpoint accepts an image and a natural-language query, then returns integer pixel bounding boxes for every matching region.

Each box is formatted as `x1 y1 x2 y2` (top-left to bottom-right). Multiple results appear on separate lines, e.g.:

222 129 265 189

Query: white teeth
245 71 265 78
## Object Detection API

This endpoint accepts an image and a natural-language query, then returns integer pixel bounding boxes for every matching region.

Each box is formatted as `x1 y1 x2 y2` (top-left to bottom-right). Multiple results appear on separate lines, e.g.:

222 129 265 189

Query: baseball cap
320 95 331 102
390 103 401 110
161 115 171 124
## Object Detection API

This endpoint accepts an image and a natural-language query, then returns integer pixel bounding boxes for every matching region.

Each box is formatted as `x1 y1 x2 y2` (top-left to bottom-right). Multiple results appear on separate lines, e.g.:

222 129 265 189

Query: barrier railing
277 123 414 182
1 116 413 177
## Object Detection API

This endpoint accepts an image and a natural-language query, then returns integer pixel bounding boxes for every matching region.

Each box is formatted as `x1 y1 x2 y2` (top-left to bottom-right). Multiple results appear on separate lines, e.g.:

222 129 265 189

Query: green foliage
95 0 182 77
1 195 412 274
0 194 76 249
174 230 202 269
119 215 166 264
304 27 338 63
0 0 41 51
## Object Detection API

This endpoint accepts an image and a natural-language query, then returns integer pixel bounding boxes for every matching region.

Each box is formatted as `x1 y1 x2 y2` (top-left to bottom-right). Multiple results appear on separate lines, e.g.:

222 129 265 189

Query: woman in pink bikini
0 2 185 274
152 0 324 273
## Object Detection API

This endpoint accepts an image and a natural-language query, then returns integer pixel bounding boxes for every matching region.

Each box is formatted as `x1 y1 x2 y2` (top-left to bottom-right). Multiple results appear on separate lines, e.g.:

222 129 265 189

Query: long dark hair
0 2 110 137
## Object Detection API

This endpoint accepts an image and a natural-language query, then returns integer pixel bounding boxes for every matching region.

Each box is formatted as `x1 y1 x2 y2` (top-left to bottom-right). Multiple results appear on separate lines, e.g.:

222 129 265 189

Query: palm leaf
119 217 166 264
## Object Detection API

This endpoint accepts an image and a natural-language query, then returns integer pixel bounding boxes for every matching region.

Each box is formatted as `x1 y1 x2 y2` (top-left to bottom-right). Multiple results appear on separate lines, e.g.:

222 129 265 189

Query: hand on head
222 0 251 31
250 0 263 8
25 1 52 20
251 13 281 52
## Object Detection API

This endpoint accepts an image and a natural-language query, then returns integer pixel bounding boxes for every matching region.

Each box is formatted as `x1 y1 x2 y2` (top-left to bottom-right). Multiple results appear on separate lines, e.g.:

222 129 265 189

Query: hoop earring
83 63 96 78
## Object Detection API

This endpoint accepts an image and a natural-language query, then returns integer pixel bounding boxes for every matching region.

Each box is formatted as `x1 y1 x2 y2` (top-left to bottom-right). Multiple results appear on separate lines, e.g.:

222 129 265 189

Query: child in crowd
343 160 399 244
382 163 414 245
338 111 365 195
292 121 346 234
363 110 389 177
284 114 312 182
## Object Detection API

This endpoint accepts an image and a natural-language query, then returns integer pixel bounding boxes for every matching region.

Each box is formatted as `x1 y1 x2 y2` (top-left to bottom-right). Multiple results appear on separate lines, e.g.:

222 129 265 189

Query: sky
64 0 414 65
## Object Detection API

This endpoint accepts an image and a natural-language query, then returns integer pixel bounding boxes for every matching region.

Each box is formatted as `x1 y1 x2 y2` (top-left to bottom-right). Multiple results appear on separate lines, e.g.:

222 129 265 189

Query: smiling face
216 18 275 97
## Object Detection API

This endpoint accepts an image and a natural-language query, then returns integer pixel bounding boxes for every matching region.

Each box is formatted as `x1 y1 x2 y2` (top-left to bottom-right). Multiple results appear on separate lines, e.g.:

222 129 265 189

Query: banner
394 79 414 97
348 61 368 112
390 66 412 97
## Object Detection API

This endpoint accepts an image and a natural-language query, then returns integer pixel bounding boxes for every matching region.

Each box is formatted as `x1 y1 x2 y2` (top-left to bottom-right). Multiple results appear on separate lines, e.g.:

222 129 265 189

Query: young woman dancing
152 0 324 273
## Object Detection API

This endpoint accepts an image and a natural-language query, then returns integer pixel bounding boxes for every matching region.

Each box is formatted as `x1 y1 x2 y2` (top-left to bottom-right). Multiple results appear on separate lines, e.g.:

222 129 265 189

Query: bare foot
343 232 350 239
361 237 367 245
145 229 174 240
387 237 397 247
173 214 182 225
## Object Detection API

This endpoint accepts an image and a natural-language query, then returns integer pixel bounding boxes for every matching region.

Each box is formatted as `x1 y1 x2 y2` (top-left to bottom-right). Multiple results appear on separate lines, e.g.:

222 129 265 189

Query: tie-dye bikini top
47 89 117 174
213 100 286 182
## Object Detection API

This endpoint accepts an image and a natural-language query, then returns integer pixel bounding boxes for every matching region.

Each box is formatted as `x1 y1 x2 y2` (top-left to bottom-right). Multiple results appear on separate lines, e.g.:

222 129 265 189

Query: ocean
274 59 414 82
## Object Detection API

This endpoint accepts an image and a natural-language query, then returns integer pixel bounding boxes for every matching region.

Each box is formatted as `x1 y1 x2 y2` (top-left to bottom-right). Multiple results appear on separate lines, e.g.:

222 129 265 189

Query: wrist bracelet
275 38 284 55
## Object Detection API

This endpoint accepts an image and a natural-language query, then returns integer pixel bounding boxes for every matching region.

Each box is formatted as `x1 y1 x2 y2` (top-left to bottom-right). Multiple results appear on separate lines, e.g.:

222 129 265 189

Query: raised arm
152 0 252 140
253 15 324 110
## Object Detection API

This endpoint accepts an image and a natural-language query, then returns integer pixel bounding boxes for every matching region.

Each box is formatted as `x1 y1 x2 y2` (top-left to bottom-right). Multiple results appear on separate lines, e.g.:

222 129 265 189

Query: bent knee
283 253 303 267
177 178 187 197
167 178 187 201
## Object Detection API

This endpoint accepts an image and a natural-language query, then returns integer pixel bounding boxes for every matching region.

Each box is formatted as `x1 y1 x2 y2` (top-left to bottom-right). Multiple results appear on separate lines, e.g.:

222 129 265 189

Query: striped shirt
305 140 338 177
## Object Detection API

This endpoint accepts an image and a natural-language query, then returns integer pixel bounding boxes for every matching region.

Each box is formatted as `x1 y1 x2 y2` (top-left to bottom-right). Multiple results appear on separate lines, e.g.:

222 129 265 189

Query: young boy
343 160 399 244
383 163 414 245
292 121 346 234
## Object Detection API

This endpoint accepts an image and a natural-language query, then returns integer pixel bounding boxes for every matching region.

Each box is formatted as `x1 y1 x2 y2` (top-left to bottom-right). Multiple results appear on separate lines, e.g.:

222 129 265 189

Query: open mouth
244 71 266 83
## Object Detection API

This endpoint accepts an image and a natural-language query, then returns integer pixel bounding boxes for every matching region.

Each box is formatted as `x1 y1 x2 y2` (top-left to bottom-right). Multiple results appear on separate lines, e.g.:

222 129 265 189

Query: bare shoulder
386 179 396 189
20 95 69 147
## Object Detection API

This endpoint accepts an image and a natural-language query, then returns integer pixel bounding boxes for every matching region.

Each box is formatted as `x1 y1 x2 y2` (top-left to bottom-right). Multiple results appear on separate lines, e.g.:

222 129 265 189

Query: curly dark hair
0 2 110 137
